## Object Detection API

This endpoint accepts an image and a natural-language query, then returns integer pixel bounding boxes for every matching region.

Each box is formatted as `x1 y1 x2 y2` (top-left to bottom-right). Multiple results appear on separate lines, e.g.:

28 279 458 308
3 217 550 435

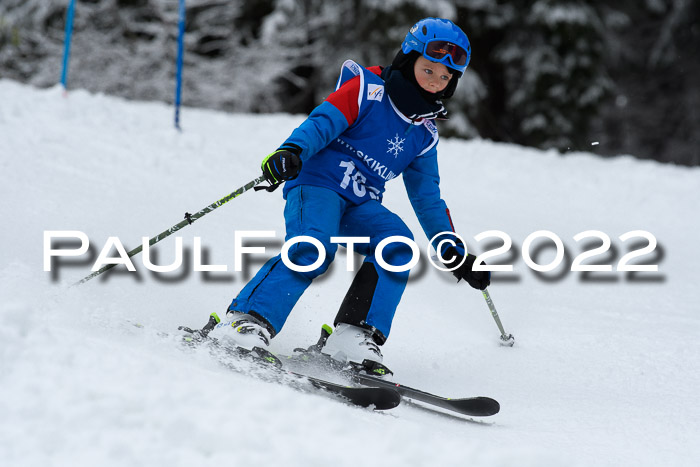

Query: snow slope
1 80 699 467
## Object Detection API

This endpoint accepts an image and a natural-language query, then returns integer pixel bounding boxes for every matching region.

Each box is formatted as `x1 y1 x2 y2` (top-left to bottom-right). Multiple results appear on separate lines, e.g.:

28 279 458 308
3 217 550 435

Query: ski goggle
423 40 470 69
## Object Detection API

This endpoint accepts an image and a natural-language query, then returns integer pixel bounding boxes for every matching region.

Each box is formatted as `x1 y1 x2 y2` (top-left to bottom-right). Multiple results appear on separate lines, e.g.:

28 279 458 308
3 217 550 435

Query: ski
285 352 500 417
353 372 500 417
176 323 401 411
286 325 501 418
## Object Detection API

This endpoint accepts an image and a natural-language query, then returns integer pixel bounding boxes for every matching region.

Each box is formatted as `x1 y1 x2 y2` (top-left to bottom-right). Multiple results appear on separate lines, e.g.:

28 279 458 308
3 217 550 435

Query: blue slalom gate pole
60 0 76 91
174 0 186 130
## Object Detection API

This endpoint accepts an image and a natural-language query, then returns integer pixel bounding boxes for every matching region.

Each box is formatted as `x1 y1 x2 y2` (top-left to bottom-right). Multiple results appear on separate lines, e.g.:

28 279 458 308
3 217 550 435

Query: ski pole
481 288 515 347
74 175 266 286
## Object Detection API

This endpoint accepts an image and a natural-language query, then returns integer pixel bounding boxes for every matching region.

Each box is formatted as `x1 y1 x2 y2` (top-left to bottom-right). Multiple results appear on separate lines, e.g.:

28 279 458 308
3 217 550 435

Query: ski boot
181 311 281 367
317 323 393 379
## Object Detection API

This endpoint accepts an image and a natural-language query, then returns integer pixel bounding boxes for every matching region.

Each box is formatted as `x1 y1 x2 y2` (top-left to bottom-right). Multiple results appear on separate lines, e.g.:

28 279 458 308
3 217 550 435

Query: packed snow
1 80 699 467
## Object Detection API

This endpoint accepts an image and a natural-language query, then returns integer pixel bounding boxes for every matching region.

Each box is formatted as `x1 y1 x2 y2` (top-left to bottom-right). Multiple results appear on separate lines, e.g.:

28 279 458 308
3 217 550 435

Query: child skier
206 17 490 368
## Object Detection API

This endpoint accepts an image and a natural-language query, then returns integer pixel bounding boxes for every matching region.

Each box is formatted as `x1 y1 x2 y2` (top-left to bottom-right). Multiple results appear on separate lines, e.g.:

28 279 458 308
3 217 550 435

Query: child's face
413 56 453 94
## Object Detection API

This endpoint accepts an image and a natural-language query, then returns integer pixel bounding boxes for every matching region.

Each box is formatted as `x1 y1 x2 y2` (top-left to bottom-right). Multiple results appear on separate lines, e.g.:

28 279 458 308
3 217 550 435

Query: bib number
339 161 379 200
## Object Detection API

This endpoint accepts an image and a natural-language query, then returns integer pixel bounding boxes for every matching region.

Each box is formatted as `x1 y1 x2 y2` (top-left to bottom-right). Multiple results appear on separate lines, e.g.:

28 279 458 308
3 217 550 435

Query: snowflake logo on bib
387 134 405 157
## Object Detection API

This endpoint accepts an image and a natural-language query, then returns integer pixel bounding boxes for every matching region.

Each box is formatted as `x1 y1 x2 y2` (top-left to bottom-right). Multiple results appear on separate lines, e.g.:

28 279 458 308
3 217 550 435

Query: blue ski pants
229 185 414 339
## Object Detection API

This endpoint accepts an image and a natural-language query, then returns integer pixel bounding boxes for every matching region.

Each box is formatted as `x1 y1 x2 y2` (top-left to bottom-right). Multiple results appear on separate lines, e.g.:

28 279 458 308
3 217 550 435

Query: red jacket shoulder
325 76 361 126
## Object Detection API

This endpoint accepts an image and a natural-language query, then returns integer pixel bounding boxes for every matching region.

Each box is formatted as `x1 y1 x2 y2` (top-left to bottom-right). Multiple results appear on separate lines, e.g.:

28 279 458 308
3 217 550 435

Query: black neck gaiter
381 65 447 120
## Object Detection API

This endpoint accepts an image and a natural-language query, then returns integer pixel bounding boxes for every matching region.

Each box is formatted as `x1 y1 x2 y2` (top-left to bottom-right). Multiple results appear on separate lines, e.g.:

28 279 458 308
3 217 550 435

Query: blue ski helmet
401 18 471 73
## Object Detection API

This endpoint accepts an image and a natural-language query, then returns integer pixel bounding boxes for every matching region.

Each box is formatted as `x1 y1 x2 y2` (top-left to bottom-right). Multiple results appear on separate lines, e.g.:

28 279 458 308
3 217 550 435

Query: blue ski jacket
282 60 458 247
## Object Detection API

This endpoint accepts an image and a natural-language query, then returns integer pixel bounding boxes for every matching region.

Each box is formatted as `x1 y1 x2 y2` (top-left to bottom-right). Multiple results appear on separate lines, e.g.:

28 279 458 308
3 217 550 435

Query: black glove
442 246 491 290
261 149 302 185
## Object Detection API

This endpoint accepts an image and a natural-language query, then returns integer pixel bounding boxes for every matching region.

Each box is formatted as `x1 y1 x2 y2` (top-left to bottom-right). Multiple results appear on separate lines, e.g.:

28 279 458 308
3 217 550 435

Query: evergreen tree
493 0 611 151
